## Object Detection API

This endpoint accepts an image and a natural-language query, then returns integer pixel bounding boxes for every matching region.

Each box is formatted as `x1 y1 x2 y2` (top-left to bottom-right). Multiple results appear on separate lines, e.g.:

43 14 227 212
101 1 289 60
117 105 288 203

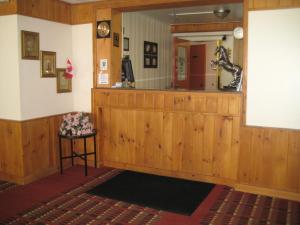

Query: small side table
58 131 97 176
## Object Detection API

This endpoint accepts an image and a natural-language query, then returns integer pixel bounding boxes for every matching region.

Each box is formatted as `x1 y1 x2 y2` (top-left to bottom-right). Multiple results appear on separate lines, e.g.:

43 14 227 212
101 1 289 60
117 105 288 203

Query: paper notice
98 72 109 84
100 59 108 71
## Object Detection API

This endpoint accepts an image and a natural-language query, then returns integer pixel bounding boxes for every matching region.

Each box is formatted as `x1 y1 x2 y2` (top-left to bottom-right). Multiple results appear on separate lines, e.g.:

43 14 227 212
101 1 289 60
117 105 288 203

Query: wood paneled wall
234 0 300 201
170 21 242 33
249 0 300 10
95 8 122 88
17 0 71 24
0 114 71 184
93 89 242 185
0 0 17 16
0 119 23 183
0 0 71 23
239 127 300 193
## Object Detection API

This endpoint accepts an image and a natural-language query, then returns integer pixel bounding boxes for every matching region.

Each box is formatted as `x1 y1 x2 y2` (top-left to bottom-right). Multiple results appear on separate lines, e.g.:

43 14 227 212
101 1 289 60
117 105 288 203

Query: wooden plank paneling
16 0 71 24
249 0 300 10
0 114 68 184
0 0 17 16
0 119 23 183
93 89 241 185
239 127 300 194
71 3 96 24
103 0 243 11
93 88 300 200
171 22 242 33
95 8 122 88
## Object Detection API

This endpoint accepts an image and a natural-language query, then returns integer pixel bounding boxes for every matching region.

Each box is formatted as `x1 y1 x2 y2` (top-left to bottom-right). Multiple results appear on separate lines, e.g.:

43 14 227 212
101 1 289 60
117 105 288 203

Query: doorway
174 38 206 90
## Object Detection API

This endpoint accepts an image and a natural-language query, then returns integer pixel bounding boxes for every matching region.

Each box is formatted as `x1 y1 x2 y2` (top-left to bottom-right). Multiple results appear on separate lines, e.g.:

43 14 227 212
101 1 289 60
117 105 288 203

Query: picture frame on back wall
21 30 39 60
123 37 129 51
56 68 72 93
144 41 158 68
41 51 56 78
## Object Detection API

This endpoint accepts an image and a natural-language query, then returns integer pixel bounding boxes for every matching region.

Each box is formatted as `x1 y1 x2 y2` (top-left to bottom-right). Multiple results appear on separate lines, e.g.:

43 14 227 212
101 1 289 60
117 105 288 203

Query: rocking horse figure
211 45 242 91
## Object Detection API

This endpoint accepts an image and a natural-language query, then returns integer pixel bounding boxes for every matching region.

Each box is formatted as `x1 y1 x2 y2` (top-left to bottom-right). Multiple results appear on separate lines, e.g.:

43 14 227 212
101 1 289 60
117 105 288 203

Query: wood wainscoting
93 88 242 186
93 88 300 201
0 114 71 184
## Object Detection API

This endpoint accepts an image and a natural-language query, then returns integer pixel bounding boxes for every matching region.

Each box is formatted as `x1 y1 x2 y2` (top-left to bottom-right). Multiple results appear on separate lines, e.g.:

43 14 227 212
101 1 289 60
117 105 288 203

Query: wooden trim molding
235 184 300 202
248 0 300 10
170 21 242 33
72 0 243 11
16 0 71 24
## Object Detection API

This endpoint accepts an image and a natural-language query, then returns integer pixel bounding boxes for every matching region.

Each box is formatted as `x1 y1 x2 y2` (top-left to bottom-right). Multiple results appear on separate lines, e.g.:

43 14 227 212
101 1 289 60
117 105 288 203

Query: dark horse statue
211 45 242 91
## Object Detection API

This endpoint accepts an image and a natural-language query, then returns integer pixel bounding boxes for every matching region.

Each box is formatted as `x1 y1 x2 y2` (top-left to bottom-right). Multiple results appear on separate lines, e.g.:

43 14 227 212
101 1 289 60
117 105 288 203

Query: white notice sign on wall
98 72 108 84
100 59 108 71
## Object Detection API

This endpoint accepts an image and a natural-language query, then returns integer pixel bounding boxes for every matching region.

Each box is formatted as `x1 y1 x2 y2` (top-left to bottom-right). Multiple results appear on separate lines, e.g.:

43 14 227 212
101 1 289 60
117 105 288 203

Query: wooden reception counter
92 88 242 186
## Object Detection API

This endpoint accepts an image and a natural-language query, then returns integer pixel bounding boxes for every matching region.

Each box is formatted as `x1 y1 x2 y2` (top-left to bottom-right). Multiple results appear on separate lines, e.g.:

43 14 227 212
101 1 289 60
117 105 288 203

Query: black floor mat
87 171 215 215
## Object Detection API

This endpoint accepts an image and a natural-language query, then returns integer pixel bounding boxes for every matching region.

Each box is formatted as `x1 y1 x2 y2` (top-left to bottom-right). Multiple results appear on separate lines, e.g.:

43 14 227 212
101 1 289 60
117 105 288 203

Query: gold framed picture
56 68 72 93
21 30 39 60
41 51 56 77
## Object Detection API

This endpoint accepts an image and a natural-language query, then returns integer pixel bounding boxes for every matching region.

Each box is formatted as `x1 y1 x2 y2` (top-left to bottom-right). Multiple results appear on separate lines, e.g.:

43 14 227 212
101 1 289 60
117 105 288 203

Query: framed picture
56 68 72 93
41 51 56 77
144 41 158 68
123 37 129 51
144 55 151 68
151 43 158 54
151 56 158 68
144 41 152 54
113 32 119 47
21 30 39 60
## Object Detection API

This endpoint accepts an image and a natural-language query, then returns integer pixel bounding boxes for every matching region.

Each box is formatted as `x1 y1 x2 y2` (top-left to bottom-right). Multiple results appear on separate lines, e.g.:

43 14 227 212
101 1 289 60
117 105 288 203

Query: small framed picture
21 30 39 60
56 68 72 93
113 32 119 47
151 56 158 68
144 41 152 54
151 43 158 54
144 55 151 68
41 51 56 77
123 37 129 51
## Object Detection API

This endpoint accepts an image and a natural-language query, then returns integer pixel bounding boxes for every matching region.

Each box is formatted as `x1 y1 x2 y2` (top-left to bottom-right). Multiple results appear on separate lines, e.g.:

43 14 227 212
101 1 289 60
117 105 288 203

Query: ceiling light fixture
213 9 231 19
169 8 231 19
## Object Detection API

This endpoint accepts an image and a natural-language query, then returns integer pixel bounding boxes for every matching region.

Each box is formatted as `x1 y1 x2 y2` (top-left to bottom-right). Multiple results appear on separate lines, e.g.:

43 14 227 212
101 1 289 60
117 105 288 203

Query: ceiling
139 3 243 24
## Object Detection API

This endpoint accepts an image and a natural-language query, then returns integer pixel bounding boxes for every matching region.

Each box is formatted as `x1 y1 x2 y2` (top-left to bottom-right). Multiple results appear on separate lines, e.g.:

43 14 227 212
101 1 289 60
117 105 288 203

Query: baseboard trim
235 183 300 202
22 167 59 185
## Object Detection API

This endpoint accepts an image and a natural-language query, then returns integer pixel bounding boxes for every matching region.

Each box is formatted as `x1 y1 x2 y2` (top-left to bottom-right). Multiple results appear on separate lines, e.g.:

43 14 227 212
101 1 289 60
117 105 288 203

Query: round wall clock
233 27 243 40
97 20 111 38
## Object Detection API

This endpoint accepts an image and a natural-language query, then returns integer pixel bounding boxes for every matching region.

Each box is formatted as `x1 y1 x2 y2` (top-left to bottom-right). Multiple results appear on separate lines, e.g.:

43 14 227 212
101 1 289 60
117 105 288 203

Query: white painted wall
247 8 300 129
123 12 172 89
18 15 73 120
72 24 93 113
0 15 93 120
0 15 22 120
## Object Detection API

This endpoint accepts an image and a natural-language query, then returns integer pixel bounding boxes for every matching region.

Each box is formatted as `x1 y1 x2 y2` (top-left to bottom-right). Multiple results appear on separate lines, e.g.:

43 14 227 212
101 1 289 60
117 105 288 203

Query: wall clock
97 20 111 38
233 27 243 39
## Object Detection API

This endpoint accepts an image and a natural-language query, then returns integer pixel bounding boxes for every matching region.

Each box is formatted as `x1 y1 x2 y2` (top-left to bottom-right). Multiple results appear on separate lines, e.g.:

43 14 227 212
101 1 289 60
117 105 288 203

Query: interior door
190 45 206 90
173 38 190 89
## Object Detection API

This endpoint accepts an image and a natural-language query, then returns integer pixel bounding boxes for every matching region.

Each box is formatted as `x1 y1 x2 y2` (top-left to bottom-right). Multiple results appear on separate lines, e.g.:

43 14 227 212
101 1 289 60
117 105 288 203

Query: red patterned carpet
0 181 17 193
0 166 300 225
